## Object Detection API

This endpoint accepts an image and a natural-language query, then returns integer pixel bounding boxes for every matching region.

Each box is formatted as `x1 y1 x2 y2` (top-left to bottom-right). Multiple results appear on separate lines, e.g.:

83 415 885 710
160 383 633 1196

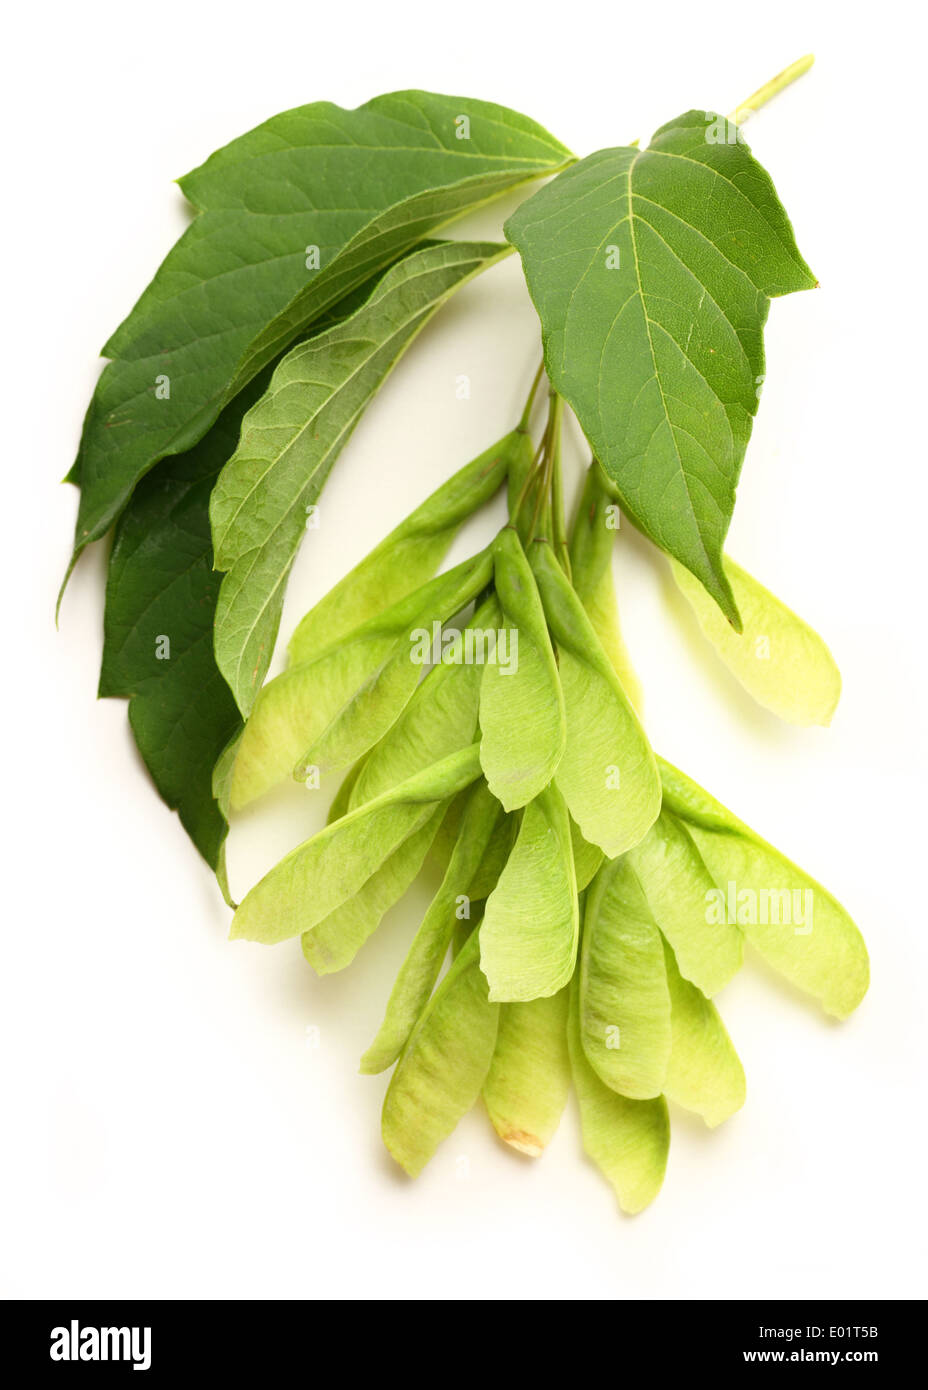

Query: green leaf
289 430 529 666
210 239 511 714
624 809 744 996
532 540 660 856
98 379 265 869
230 551 491 808
661 937 745 1127
480 782 578 1001
660 758 869 1018
479 527 565 810
302 810 443 975
382 929 500 1178
97 275 395 872
568 975 669 1214
68 92 570 570
669 554 841 725
579 858 672 1098
230 744 482 945
361 782 501 1072
483 987 570 1155
506 112 816 624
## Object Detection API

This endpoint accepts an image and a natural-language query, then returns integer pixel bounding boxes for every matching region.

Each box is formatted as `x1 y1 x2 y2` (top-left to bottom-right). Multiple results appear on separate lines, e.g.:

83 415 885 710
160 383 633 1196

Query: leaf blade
506 113 816 622
69 92 570 565
211 239 511 713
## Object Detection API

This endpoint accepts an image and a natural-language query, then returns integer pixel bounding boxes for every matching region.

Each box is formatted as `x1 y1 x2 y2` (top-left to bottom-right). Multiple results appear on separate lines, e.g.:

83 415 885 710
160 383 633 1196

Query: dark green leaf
99 279 386 871
67 92 571 572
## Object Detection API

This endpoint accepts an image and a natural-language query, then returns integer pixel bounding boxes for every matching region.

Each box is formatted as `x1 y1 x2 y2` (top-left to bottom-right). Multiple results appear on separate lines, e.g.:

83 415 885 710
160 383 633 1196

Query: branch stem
730 54 814 124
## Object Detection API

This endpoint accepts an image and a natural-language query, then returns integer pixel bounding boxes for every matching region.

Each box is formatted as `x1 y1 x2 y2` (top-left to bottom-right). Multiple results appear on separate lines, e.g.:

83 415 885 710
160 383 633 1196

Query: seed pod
292 548 493 782
579 858 672 1099
288 430 525 665
570 816 604 892
361 781 502 1072
351 596 501 809
567 972 670 1215
483 987 570 1155
568 464 643 712
382 928 499 1178
624 808 744 997
231 550 491 807
479 526 565 810
480 781 578 1001
303 811 444 975
670 553 841 726
660 937 745 1127
230 744 482 946
533 538 660 857
658 759 869 1019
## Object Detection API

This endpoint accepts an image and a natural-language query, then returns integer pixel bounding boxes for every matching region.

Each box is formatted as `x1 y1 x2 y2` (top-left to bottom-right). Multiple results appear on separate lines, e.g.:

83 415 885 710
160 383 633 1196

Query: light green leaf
230 744 481 945
483 988 570 1155
382 929 500 1178
661 758 869 1017
289 431 529 665
533 540 660 856
670 554 841 725
350 596 501 809
624 809 744 996
569 465 643 713
211 240 511 714
69 92 570 571
661 937 745 1126
579 858 672 1098
302 810 443 975
507 112 816 624
480 782 578 1001
230 552 491 808
361 782 501 1072
479 527 565 810
293 550 493 781
568 976 669 1214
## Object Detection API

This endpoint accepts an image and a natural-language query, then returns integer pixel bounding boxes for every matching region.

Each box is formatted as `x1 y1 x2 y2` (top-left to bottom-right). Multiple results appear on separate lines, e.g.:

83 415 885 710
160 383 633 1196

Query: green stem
548 396 571 577
729 54 814 123
519 360 546 432
528 396 557 540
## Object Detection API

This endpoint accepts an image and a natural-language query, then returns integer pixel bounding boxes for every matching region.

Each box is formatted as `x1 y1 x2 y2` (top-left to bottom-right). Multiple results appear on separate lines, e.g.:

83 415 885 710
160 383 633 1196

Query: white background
3 0 926 1301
